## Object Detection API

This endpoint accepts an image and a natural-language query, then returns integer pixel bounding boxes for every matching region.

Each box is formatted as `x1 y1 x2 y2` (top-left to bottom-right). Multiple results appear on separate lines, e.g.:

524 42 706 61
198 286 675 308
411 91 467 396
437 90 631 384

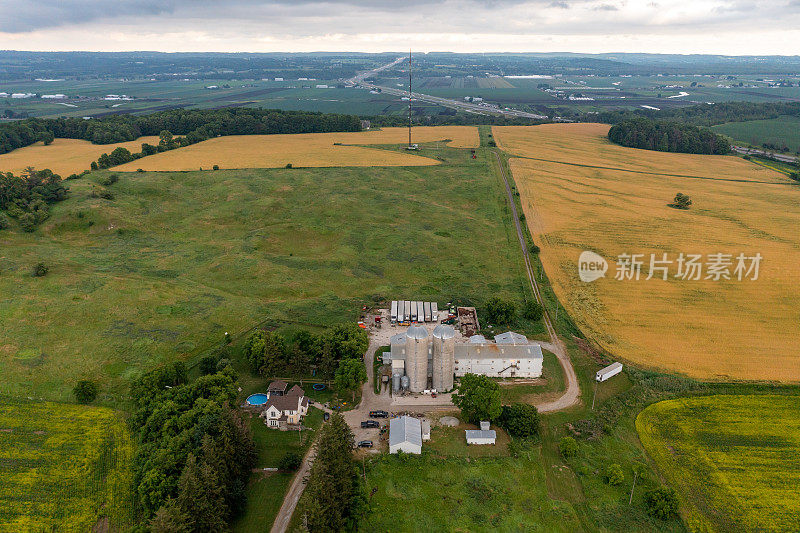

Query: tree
497 403 540 438
644 487 679 520
175 454 227 532
243 330 287 376
604 463 624 486
149 499 191 533
32 261 48 277
198 354 219 375
278 452 302 471
452 373 501 424
484 297 516 326
559 436 578 458
669 192 692 210
0 213 9 230
73 380 99 404
522 300 544 321
529 243 540 254
335 358 367 401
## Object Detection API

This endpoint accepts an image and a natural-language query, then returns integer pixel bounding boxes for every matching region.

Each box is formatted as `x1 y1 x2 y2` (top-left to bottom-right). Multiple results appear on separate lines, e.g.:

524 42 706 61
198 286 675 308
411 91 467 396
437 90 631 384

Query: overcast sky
1 0 799 55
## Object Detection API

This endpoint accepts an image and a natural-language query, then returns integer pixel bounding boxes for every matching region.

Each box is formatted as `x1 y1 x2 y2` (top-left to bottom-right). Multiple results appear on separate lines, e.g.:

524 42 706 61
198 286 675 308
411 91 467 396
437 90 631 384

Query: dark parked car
361 420 380 428
357 440 373 448
369 410 389 418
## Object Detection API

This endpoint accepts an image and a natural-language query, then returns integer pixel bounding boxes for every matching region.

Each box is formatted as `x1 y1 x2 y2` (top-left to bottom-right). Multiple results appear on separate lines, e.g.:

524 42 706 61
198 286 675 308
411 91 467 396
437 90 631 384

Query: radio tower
408 48 412 148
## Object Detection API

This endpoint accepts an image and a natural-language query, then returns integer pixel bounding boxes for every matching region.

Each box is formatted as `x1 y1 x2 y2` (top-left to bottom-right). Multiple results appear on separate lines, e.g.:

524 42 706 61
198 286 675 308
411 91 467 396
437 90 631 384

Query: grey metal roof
390 416 422 447
454 343 543 360
406 325 428 340
465 429 496 440
468 335 487 344
494 331 529 345
432 324 456 340
390 333 407 346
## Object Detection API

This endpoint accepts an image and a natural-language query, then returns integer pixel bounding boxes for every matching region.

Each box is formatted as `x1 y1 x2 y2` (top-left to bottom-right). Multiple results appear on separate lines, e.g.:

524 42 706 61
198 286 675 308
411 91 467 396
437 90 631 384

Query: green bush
285 163 293 169
0 213 10 230
484 297 515 325
559 436 578 458
529 243 540 254
521 300 544 321
278 452 302 471
19 212 38 232
32 262 49 277
99 174 119 186
73 380 99 404
497 403 540 438
644 487 679 520
198 354 219 375
604 463 624 486
212 165 220 171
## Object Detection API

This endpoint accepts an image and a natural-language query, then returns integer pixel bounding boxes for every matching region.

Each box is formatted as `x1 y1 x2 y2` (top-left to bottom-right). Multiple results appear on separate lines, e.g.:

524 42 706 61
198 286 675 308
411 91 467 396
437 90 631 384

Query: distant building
41 94 67 99
315 84 329 89
259 385 309 429
274 77 284 81
360 119 371 130
466 421 496 445
389 416 423 454
11 93 35 99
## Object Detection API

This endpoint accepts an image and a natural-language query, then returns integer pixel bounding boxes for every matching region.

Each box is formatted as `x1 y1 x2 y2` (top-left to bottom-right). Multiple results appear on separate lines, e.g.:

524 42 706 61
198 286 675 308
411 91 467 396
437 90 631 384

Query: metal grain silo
432 324 455 391
405 325 429 392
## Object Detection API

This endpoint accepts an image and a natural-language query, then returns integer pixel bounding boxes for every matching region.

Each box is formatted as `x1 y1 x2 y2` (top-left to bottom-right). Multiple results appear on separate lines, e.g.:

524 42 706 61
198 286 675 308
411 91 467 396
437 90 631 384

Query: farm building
389 416 423 454
385 327 544 391
466 421 496 445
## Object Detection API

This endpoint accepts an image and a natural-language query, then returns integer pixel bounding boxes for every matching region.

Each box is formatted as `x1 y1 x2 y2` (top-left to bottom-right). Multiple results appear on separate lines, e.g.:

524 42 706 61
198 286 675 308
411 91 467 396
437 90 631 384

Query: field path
492 150 580 413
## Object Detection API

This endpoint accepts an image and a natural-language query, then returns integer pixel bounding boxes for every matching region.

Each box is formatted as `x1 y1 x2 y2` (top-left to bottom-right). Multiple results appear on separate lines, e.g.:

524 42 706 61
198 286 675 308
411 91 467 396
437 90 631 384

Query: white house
389 416 422 454
259 384 309 429
466 421 496 445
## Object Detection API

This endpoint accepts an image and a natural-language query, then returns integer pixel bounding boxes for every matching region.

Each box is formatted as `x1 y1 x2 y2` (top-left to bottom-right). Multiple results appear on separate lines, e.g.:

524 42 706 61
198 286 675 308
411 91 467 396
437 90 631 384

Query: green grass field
637 395 800 533
713 115 800 153
0 397 134 531
0 143 528 402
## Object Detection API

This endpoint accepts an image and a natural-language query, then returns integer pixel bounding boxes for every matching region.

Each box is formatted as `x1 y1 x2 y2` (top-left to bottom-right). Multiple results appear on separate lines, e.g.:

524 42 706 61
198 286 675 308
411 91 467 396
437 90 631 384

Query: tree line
0 107 362 155
592 101 800 128
128 361 257 532
0 168 68 232
608 118 730 155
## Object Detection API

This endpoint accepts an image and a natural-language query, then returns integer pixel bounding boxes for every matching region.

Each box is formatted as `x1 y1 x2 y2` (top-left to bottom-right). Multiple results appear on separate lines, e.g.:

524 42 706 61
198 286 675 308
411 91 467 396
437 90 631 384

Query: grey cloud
593 3 619 10
549 1 570 7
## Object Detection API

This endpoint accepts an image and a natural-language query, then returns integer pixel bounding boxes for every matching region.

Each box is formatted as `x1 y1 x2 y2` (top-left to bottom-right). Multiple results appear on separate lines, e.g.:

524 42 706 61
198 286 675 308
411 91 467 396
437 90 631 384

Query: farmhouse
389 416 423 454
258 385 309 429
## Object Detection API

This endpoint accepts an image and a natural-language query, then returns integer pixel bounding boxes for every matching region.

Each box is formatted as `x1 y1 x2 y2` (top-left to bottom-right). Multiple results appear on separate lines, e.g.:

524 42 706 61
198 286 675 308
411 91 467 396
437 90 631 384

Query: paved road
492 150 581 412
346 57 548 120
733 145 799 164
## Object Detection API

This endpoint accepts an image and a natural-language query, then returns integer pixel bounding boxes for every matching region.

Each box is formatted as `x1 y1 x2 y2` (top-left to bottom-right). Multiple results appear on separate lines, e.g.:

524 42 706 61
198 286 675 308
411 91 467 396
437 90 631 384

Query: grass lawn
498 349 565 404
0 397 134 531
232 407 324 532
0 139 528 401
637 395 800 532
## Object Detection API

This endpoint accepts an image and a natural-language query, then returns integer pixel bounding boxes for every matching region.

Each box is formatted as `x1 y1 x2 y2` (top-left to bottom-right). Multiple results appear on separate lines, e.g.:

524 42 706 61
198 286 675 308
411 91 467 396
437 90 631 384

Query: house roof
268 380 288 392
465 429 497 441
454 343 543 361
264 393 302 412
287 385 305 397
389 416 422 448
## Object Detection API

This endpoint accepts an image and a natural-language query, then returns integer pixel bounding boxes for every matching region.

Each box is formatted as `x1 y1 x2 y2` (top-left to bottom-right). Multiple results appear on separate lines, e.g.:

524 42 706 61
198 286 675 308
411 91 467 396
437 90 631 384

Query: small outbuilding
465 421 496 445
421 419 431 441
389 416 423 455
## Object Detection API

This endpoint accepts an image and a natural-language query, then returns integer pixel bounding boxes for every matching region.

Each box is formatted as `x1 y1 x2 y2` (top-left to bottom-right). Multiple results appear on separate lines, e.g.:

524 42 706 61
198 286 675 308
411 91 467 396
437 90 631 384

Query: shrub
484 297 515 325
278 452 302 472
137 168 145 173
212 165 220 171
518 213 526 221
65 173 80 180
644 487 679 520
604 463 624 486
99 174 119 186
19 212 38 232
497 403 540 438
32 262 49 277
0 213 10 230
90 161 99 170
487 140 497 147
73 380 99 404
522 300 544 321
529 243 540 254
285 163 293 169
559 436 578 458
199 354 219 375
668 192 692 210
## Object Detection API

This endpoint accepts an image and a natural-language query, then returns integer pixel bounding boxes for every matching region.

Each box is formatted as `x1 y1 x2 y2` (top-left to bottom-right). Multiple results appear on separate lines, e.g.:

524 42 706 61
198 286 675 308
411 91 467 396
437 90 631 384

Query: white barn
454 342 543 378
389 416 422 454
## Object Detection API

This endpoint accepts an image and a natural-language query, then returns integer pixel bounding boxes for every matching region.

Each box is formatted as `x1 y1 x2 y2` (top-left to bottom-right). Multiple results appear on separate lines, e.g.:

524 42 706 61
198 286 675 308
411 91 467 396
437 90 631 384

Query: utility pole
591 380 599 410
408 48 412 148
629 469 640 505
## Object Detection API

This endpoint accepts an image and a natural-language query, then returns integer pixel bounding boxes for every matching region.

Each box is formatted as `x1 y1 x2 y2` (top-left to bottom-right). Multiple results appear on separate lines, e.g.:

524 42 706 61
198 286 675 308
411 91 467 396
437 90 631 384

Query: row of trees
483 296 544 326
0 107 362 155
608 118 730 155
296 413 366 531
243 323 369 379
0 168 68 232
452 374 541 439
594 101 800 128
129 361 257 531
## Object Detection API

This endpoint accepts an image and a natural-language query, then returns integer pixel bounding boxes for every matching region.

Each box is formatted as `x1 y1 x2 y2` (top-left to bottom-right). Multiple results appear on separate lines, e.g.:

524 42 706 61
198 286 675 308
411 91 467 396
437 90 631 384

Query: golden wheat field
112 126 478 171
0 136 160 176
495 123 800 381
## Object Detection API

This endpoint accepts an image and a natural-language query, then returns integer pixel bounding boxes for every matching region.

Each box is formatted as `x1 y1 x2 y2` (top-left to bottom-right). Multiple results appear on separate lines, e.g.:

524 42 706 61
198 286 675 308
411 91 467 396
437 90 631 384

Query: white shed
596 362 623 382
465 429 496 445
389 416 422 454
421 419 431 441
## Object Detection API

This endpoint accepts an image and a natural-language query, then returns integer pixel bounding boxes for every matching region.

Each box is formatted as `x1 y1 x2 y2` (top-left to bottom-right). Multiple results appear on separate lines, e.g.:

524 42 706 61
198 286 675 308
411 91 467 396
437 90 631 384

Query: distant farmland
495 123 800 381
637 395 800 532
713 115 800 153
0 398 133 530
112 126 478 171
0 136 160 176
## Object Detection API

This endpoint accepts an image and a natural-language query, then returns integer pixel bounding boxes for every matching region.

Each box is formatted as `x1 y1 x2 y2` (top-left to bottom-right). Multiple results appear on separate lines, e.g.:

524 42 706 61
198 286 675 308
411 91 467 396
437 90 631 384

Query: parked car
357 440 373 448
369 410 389 418
361 420 380 428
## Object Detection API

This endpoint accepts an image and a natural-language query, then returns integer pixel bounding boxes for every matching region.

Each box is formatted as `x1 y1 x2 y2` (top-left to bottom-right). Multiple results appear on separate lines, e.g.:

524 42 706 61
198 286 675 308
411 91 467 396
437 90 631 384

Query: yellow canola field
0 136 160 176
495 123 800 381
113 126 478 171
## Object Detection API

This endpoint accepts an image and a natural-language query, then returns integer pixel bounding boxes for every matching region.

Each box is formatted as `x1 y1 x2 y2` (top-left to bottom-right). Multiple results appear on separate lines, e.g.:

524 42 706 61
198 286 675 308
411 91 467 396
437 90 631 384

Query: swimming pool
246 393 269 406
